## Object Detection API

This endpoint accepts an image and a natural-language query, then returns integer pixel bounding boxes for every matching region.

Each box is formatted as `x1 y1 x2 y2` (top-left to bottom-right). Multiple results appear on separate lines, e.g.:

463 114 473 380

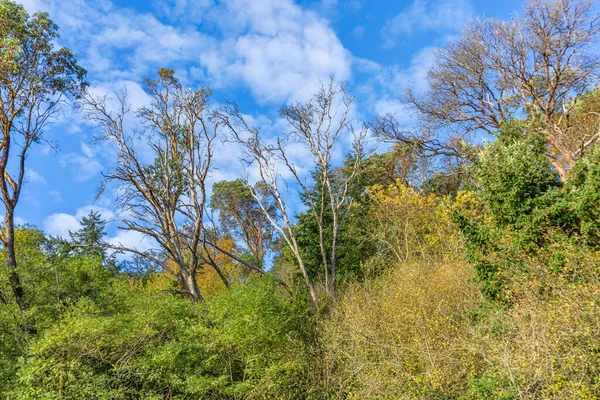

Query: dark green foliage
475 122 560 229
294 157 383 284
453 122 562 300
454 120 600 301
69 211 108 259
295 207 368 283
559 146 600 245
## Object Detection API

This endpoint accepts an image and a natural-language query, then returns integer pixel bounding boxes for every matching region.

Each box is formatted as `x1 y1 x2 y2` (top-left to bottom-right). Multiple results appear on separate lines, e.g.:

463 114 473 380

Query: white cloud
43 204 116 238
25 168 46 185
108 230 157 261
0 216 27 226
22 0 350 105
382 0 473 47
43 213 81 238
60 152 103 182
80 142 94 158
353 46 437 121
14 216 27 225
75 205 115 221
200 0 351 103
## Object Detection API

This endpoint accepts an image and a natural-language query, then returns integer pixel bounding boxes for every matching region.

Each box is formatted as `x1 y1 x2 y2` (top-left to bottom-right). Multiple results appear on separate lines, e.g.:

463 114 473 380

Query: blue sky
15 0 524 252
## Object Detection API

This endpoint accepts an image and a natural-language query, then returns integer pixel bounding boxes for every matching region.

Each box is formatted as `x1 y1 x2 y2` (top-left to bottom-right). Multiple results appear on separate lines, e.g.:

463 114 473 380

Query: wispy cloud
59 152 103 182
25 168 46 185
381 0 473 47
48 190 63 203
353 46 438 123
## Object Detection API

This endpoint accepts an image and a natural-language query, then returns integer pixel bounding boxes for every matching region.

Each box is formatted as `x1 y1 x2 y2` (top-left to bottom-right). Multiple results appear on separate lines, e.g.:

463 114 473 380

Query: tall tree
84 69 263 302
211 179 277 269
217 80 366 302
0 1 86 311
403 0 600 180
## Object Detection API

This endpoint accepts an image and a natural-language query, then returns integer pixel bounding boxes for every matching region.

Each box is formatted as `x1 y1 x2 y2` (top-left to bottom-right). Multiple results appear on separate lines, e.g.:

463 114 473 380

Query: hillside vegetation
1 0 600 398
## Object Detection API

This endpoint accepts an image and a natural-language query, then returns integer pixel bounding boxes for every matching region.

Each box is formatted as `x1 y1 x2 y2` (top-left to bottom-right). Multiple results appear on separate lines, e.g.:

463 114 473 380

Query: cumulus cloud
43 213 81 238
21 0 350 106
108 230 155 253
43 205 115 238
42 201 157 259
200 0 351 103
382 0 473 47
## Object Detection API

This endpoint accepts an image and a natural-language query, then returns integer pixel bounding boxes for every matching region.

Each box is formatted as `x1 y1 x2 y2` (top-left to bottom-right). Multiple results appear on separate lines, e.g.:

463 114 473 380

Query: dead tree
217 80 366 302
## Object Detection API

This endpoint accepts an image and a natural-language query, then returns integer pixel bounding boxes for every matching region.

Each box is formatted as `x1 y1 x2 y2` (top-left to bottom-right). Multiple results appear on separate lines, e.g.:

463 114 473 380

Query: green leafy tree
211 179 278 268
0 0 86 312
453 122 561 300
454 120 600 301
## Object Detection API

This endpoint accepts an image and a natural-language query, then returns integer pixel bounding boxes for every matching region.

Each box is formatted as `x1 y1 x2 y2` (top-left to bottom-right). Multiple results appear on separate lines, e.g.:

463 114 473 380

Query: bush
321 257 481 399
11 276 317 399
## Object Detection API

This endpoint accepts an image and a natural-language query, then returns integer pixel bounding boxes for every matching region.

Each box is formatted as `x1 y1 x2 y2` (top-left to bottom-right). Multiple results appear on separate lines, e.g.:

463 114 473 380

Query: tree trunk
329 216 338 298
299 256 318 306
184 272 204 303
318 225 330 295
290 238 318 306
545 126 574 182
5 209 26 312
548 156 568 182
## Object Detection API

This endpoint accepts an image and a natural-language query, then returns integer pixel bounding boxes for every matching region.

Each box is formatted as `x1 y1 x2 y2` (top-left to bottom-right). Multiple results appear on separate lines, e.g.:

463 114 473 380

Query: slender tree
217 80 366 301
0 1 86 311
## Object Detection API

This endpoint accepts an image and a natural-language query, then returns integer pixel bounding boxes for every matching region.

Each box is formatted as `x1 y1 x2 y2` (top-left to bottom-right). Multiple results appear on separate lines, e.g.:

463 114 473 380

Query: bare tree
84 69 262 302
0 2 86 312
369 115 477 190
405 0 600 180
217 81 366 302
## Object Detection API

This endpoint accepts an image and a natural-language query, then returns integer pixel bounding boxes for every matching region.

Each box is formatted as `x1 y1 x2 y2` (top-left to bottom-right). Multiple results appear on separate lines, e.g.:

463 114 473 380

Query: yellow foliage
147 236 258 298
471 251 600 399
363 182 461 273
321 182 600 398
452 190 486 223
321 257 480 399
